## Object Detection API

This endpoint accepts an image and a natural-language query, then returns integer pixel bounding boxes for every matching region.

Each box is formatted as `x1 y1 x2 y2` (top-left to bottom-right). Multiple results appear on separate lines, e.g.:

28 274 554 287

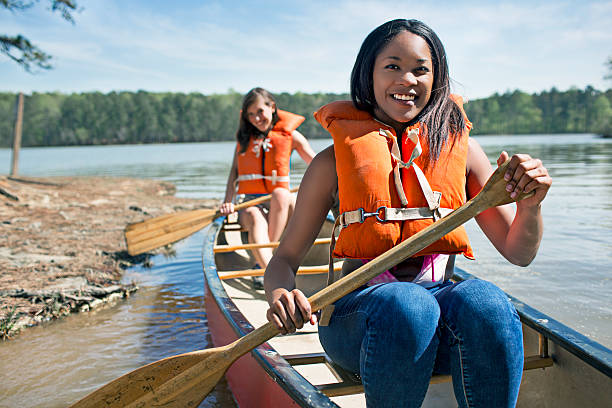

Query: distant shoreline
1 87 610 147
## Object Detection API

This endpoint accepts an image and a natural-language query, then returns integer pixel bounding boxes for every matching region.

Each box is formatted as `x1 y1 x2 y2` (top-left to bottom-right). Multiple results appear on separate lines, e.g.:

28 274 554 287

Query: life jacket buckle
375 206 387 222
358 206 388 223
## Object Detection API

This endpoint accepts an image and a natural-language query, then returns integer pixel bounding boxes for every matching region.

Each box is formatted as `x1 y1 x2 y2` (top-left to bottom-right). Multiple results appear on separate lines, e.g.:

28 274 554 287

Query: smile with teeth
392 93 416 101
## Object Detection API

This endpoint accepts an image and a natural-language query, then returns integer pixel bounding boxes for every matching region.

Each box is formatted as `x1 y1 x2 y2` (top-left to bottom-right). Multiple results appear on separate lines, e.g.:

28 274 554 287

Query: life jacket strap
338 205 452 232
379 128 442 212
235 170 290 185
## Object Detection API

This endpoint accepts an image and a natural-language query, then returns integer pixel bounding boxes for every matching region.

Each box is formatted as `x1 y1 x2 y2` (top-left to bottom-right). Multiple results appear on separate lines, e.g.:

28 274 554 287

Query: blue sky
1 0 611 99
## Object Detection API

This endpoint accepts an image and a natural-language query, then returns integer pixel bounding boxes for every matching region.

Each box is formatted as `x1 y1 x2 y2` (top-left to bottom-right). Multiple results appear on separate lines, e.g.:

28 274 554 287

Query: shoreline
0 175 216 340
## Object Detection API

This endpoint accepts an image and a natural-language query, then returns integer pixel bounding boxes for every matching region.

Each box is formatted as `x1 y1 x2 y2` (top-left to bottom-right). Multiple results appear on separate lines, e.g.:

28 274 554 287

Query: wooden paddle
70 161 532 408
125 187 299 256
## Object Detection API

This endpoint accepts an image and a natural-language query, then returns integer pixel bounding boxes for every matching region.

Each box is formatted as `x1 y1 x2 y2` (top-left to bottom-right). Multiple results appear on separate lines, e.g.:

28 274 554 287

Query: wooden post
10 92 24 176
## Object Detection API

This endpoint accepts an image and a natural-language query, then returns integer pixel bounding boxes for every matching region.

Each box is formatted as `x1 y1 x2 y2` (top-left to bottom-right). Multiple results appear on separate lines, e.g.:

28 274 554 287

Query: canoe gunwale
452 268 612 379
202 217 340 408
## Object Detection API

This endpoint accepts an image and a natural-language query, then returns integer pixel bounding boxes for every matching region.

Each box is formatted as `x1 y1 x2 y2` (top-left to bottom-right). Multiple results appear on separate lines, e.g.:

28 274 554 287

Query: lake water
0 134 611 407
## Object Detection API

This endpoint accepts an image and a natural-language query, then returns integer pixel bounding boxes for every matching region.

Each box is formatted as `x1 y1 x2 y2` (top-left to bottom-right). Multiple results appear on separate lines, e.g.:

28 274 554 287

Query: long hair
236 87 279 153
350 19 465 162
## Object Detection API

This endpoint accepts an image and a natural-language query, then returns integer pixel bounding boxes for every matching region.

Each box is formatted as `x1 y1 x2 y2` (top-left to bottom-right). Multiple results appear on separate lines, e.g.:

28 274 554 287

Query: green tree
591 95 612 135
23 92 63 145
1 0 78 72
0 93 15 146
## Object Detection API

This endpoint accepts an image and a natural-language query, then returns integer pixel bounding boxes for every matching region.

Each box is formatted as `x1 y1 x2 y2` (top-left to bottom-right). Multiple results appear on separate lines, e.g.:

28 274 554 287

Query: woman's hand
497 151 552 208
266 288 317 334
219 202 235 215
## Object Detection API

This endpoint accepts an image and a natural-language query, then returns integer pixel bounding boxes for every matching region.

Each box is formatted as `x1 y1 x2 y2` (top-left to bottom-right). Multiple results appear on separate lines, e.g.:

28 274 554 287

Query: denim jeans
318 279 523 408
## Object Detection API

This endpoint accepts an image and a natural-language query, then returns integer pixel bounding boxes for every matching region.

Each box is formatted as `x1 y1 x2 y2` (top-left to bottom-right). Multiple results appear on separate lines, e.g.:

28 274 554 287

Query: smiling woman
264 18 553 408
219 87 316 288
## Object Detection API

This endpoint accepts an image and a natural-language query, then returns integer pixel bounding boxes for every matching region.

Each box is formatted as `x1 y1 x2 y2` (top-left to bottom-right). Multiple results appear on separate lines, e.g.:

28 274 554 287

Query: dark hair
350 19 465 162
236 87 279 153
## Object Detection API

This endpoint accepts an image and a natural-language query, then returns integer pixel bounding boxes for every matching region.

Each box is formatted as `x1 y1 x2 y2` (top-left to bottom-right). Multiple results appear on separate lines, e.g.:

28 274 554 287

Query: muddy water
0 230 236 407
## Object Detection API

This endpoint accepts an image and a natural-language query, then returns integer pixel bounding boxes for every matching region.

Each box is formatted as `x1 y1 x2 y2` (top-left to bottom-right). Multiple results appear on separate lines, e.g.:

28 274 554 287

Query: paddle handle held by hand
233 186 300 211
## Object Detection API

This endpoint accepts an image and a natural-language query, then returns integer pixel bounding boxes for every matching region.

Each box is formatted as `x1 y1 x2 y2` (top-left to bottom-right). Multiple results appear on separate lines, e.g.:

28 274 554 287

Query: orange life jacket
314 95 475 260
236 109 305 194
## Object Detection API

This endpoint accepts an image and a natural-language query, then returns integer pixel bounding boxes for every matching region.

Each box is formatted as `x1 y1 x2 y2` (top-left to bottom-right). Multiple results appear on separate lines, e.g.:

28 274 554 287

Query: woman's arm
220 149 239 215
291 130 316 165
467 138 552 266
265 145 337 333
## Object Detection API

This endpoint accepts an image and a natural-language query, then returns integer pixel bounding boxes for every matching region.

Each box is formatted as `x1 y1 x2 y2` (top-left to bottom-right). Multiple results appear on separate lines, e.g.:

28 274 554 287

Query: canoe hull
204 285 303 407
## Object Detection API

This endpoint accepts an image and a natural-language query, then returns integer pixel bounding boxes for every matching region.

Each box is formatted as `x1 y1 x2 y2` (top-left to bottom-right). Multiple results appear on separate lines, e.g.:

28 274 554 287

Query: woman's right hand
266 288 317 334
219 202 235 215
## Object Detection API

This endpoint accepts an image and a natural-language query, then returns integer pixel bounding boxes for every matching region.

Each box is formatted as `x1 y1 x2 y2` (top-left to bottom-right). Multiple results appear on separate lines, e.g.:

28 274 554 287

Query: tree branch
1 0 78 71
0 34 52 71
49 0 77 23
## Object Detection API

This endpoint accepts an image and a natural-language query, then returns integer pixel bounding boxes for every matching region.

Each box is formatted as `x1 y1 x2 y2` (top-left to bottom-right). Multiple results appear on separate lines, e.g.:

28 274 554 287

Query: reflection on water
0 230 236 408
0 134 611 407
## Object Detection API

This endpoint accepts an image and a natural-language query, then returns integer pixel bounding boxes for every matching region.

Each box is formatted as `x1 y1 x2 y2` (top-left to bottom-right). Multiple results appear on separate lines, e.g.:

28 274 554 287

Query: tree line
1 86 611 148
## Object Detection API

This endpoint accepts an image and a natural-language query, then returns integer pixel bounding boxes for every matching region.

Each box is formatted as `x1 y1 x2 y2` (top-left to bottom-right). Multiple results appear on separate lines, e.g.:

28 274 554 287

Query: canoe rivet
265 350 277 357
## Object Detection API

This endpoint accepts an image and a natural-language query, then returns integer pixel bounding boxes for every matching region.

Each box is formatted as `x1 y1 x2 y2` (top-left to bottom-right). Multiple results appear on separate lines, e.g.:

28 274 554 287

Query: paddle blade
69 347 231 408
125 209 218 255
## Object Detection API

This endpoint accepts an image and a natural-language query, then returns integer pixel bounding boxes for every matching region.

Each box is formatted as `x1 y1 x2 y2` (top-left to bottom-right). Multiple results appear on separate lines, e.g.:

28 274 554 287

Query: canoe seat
285 348 553 398
221 213 248 232
220 223 247 232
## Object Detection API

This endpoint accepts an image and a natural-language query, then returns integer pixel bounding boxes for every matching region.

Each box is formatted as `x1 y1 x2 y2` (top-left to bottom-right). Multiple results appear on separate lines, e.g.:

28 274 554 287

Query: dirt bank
0 175 216 340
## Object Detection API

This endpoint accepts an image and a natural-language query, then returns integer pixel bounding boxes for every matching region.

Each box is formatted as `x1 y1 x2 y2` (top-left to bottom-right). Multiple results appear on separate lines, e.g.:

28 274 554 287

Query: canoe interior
203 217 612 408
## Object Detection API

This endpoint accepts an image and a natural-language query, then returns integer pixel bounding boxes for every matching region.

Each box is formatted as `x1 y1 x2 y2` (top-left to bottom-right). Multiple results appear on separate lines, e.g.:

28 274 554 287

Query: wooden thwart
214 237 332 253
218 263 342 280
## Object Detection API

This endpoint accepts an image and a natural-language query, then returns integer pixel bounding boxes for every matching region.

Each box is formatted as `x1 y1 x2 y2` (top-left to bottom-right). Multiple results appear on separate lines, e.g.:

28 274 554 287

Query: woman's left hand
497 151 552 208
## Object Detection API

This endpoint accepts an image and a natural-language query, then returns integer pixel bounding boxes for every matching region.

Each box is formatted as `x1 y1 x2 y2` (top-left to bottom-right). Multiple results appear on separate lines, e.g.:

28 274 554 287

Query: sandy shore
0 175 216 340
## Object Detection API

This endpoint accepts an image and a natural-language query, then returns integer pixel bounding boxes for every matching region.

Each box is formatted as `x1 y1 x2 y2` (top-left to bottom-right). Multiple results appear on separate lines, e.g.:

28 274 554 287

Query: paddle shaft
233 186 300 211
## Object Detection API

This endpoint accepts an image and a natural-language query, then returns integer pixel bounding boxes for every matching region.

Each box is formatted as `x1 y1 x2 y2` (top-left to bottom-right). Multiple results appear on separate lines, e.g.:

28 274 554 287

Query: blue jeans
318 279 523 408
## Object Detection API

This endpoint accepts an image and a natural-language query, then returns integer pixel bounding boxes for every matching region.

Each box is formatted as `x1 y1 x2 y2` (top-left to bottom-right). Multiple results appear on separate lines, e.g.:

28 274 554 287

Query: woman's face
246 95 276 133
372 30 434 132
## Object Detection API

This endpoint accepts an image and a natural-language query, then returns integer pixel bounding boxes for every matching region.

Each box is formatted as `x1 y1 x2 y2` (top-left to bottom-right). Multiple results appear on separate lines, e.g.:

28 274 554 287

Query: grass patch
0 305 20 340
